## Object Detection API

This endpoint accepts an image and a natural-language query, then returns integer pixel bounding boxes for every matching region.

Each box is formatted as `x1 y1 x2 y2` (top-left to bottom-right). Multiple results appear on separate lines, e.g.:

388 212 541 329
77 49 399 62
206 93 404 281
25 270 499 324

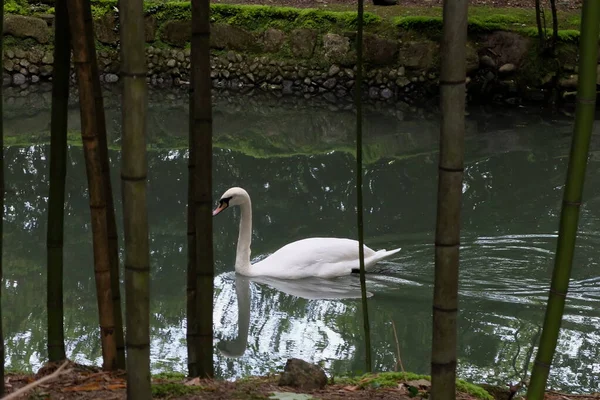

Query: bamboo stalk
120 0 151 395
46 0 70 363
0 0 5 393
526 1 600 398
354 0 372 373
66 0 118 371
430 1 469 400
88 16 126 371
191 0 214 378
187 92 199 377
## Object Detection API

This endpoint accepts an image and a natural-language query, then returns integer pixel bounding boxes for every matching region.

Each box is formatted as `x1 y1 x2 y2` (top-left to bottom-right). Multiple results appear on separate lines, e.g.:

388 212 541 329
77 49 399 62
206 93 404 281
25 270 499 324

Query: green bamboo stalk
191 0 214 378
430 1 469 399
120 0 151 395
354 0 372 373
526 1 600 398
67 0 118 370
46 0 70 363
0 0 5 394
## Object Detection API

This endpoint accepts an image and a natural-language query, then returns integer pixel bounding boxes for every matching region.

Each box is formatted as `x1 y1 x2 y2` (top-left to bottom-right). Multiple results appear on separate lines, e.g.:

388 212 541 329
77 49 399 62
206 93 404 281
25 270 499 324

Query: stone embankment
0 4 588 105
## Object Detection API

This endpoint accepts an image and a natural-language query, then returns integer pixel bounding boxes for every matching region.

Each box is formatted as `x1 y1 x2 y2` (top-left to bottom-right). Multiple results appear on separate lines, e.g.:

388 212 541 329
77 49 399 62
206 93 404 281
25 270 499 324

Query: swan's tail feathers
375 247 402 261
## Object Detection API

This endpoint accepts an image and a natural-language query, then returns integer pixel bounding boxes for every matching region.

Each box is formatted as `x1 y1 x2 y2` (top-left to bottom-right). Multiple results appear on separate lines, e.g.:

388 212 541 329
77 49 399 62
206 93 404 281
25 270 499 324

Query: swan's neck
235 200 253 275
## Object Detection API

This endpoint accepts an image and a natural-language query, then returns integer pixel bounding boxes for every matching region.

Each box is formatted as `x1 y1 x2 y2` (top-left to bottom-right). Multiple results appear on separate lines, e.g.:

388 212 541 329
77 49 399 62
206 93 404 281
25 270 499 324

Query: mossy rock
481 31 532 67
289 28 317 58
145 15 158 42
94 12 119 45
398 40 438 70
211 23 259 52
322 32 351 64
159 19 191 47
363 33 398 65
4 15 50 44
261 27 286 53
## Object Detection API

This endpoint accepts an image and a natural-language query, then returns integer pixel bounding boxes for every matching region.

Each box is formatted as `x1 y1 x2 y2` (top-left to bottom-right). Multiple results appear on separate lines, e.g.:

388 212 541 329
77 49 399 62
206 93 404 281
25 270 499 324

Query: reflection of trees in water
3 111 600 391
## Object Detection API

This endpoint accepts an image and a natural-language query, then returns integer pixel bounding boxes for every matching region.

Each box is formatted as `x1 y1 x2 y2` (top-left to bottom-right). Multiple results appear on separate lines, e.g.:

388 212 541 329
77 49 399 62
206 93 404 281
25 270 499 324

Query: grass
337 372 494 400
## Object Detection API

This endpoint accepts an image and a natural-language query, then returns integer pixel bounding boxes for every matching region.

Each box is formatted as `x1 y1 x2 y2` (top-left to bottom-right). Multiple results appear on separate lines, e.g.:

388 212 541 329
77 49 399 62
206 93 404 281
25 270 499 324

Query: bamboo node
438 165 464 173
439 79 466 86
432 305 458 313
434 241 460 247
533 359 551 369
563 200 582 207
549 288 568 297
120 71 147 78
120 173 148 182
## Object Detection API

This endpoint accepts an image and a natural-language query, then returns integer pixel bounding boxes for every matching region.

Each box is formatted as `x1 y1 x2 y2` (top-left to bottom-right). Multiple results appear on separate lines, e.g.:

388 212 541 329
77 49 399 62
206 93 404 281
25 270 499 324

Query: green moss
151 382 203 398
153 371 187 380
336 372 493 400
4 0 29 15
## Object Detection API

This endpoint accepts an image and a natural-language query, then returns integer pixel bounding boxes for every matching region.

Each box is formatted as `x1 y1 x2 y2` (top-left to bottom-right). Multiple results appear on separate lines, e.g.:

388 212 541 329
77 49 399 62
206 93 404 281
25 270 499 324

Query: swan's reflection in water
215 272 374 359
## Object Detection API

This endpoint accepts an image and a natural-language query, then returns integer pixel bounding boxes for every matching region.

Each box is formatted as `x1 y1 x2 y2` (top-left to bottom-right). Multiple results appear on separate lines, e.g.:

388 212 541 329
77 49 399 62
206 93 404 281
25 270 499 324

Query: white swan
212 187 401 279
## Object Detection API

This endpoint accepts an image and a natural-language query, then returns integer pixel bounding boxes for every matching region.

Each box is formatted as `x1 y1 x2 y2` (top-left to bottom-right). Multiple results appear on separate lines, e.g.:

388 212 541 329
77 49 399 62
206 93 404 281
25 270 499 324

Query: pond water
4 89 600 393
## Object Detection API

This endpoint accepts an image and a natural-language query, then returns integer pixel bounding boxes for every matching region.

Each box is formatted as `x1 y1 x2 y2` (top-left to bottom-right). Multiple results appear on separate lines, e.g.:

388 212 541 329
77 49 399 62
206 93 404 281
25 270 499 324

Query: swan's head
213 187 249 216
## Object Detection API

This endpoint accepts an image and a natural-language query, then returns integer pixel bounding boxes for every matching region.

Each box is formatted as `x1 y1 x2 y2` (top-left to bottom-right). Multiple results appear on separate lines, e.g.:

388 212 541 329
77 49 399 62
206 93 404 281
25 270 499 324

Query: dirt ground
4 361 600 400
213 0 582 12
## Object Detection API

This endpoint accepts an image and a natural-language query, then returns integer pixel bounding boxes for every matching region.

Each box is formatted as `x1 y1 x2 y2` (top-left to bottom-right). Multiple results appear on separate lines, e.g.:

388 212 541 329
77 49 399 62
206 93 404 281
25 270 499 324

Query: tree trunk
550 0 558 46
430 1 469 400
191 0 214 378
46 0 70 363
354 0 372 373
535 0 546 49
66 0 118 371
187 95 199 377
526 1 600 398
120 0 151 395
0 0 5 394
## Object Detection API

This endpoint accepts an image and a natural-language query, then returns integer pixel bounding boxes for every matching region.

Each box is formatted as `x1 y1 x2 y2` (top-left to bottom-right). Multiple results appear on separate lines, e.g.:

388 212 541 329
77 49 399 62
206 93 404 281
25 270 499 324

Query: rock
211 24 256 51
323 78 337 90
322 33 350 63
246 73 255 82
289 29 317 58
12 73 26 85
28 65 39 75
466 43 479 74
261 28 286 53
278 359 327 391
396 77 410 87
3 74 11 86
226 51 237 62
3 60 13 72
31 75 40 83
369 87 380 99
222 70 230 78
160 20 191 47
559 75 578 89
4 15 50 44
328 64 340 76
381 88 393 99
398 41 437 69
480 54 496 69
145 15 157 42
282 80 293 94
105 73 119 83
363 34 398 65
483 31 531 67
167 59 177 68
499 63 516 75
42 52 53 65
39 65 53 76
94 13 119 45
5 50 14 59
14 48 25 58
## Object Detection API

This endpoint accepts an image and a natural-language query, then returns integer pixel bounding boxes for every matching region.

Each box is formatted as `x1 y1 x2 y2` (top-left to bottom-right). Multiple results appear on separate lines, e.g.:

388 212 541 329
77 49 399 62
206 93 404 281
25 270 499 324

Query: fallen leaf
405 379 431 389
185 377 201 386
62 383 103 392
106 384 126 390
342 385 359 391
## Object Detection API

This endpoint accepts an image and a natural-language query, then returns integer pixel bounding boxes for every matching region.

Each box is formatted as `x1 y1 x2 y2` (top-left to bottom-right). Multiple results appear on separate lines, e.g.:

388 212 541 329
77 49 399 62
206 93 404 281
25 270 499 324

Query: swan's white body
213 187 401 279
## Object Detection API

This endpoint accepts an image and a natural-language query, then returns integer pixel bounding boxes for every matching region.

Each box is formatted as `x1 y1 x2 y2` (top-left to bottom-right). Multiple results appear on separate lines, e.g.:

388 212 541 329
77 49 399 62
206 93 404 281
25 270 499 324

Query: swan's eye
220 196 232 206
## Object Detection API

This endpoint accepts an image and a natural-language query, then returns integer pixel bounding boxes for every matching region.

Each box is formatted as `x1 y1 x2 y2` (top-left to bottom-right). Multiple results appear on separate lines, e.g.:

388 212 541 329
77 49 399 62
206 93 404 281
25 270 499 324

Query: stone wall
0 8 585 106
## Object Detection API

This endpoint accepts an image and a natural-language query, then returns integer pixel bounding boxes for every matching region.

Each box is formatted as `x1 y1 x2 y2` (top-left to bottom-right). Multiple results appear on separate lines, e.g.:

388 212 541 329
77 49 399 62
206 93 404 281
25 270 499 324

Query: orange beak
212 202 228 216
